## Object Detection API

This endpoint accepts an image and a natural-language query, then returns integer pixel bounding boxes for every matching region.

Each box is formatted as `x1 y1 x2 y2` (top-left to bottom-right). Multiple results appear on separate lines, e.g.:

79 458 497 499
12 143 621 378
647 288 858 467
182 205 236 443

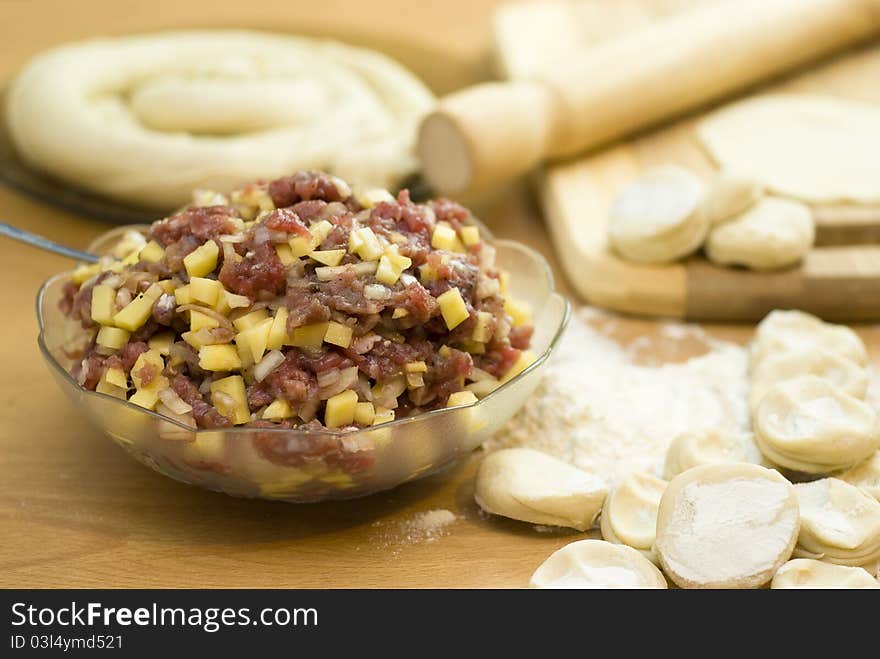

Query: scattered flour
370 509 457 554
486 308 750 485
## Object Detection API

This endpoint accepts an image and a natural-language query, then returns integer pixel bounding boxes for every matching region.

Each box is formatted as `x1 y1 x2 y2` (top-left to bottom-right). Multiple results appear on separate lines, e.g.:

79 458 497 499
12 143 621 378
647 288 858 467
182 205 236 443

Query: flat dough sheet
697 94 880 204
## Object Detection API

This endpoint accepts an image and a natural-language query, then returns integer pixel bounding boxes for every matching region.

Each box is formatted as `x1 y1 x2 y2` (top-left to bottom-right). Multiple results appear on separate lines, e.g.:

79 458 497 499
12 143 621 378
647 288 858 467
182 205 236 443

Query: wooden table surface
1 0 877 589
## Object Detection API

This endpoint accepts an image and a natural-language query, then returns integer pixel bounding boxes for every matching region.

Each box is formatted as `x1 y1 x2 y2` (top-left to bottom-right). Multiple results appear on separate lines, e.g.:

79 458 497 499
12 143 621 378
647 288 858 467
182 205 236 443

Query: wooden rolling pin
418 0 880 195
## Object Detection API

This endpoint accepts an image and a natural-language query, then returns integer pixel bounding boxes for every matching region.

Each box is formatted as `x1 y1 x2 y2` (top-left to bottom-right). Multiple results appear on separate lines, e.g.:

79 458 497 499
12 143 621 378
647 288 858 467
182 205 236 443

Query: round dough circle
748 347 868 413
705 197 814 270
599 472 667 559
697 94 880 204
794 478 880 567
664 428 765 479
607 165 708 264
530 540 667 589
5 30 435 208
754 375 880 474
474 448 608 531
771 559 878 589
751 310 867 369
654 463 799 589
840 451 880 502
701 171 763 226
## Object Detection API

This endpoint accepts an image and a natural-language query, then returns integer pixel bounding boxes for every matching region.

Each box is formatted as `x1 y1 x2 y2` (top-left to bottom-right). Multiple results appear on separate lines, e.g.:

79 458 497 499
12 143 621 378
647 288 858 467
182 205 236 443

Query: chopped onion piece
158 387 193 414
372 375 407 409
253 349 285 382
399 273 418 287
315 261 378 282
364 284 391 300
465 379 501 398
219 234 248 243
468 367 497 383
318 366 359 400
176 304 233 330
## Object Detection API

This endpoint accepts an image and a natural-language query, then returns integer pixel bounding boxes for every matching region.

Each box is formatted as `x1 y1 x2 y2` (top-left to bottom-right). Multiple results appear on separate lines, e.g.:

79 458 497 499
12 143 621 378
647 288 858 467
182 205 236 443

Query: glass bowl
37 226 570 502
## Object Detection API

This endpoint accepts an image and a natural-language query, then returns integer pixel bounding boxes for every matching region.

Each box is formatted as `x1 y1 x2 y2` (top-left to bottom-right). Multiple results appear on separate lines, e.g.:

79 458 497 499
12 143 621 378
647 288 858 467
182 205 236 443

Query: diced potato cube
431 222 458 251
267 307 289 351
96 371 127 399
190 310 219 332
210 375 250 425
144 283 164 301
385 245 412 271
405 361 427 373
148 332 174 355
90 284 116 325
71 263 101 285
504 297 532 328
139 240 165 263
354 187 394 209
460 225 480 247
437 287 469 330
233 309 269 331
199 344 243 371
289 235 313 258
157 280 176 295
235 318 273 363
375 256 401 285
324 389 358 428
446 390 479 407
500 350 536 383
183 239 219 278
189 277 224 306
131 349 165 389
263 398 293 420
350 227 384 261
471 311 494 343
324 321 353 348
438 345 453 358
498 271 510 295
459 339 486 355
113 292 156 332
289 322 329 348
275 243 296 266
223 291 252 310
310 220 333 244
353 402 375 425
96 325 130 350
104 366 128 389
392 308 409 319
235 342 254 369
174 285 192 305
310 249 345 266
372 407 396 425
406 372 425 388
129 386 161 410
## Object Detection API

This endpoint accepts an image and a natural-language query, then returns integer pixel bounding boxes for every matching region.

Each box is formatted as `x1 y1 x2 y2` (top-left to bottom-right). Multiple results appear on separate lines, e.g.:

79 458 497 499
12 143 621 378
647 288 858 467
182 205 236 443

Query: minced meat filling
62 171 535 431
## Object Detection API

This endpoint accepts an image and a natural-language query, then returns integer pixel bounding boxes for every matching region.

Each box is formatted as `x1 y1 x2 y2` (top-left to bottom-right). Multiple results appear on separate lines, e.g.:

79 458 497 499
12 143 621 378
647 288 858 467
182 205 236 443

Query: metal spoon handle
0 221 100 263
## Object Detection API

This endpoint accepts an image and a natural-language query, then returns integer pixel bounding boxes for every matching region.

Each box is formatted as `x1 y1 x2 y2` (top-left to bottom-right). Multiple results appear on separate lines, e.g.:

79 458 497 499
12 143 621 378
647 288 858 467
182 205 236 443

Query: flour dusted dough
754 375 879 474
599 472 666 563
840 451 880 502
654 463 799 589
748 347 868 413
529 540 667 589
664 428 765 479
474 448 608 531
701 171 763 226
794 478 880 567
697 95 880 204
771 559 878 589
607 165 708 264
5 31 435 208
705 197 814 270
750 310 867 368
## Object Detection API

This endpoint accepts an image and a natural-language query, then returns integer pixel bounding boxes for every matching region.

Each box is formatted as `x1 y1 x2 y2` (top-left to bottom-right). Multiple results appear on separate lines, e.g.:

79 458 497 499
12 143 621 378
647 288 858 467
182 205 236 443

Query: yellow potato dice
113 292 156 332
372 407 396 425
267 307 289 351
210 375 250 425
310 249 345 266
233 309 269 331
324 321 353 348
235 318 273 363
263 398 293 420
223 291 252 310
96 371 127 399
96 326 130 351
405 361 428 373
148 332 174 355
392 308 409 319
501 350 536 383
190 310 219 332
189 277 224 306
385 245 412 271
183 239 219 278
437 287 469 330
310 220 333 244
460 225 480 247
131 349 165 389
71 263 101 285
375 246 412 286
431 222 458 251
504 297 532 328
275 243 296 266
104 366 128 389
138 240 165 263
350 227 384 261
324 389 358 428
289 235 314 258
199 344 243 371
90 284 116 325
157 280 176 295
289 322 328 348
354 187 394 209
174 285 192 306
353 402 375 425
471 311 494 343
446 390 479 407
459 339 486 355
129 386 161 410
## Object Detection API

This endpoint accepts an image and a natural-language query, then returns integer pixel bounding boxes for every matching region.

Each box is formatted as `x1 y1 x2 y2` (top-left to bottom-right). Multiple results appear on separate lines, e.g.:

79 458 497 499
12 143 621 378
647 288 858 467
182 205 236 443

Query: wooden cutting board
493 0 880 322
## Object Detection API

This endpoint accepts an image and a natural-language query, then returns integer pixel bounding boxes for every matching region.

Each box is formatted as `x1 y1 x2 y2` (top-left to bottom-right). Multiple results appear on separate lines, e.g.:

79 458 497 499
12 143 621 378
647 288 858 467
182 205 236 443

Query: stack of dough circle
794 478 880 567
599 472 667 562
753 375 879 474
474 448 608 531
654 463 799 589
840 451 880 502
607 165 708 264
529 540 667 589
701 171 763 226
705 197 814 270
663 428 765 479
750 310 868 368
5 30 435 208
771 559 878 589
